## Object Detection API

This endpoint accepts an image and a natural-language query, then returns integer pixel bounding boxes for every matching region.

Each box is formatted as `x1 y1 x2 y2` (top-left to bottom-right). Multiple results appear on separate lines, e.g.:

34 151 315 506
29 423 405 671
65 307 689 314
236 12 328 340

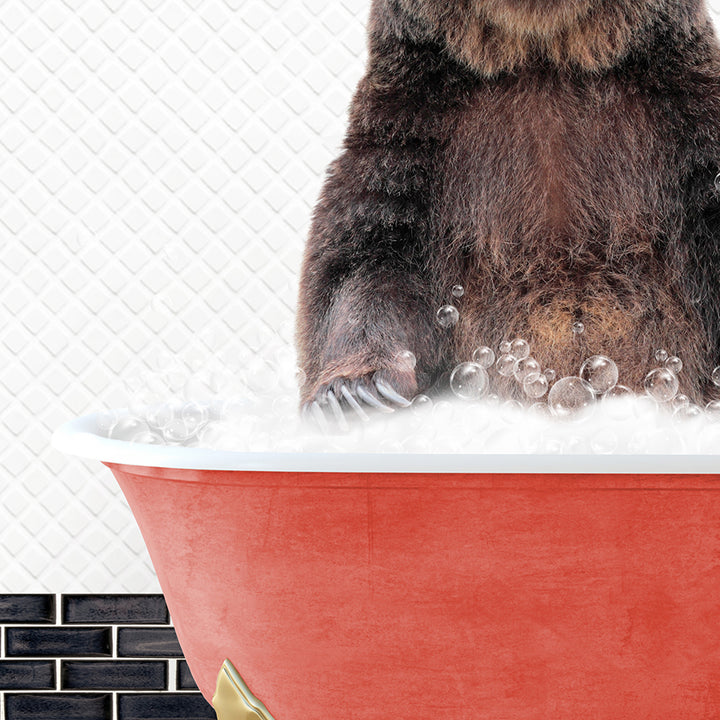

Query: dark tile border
0 595 211 720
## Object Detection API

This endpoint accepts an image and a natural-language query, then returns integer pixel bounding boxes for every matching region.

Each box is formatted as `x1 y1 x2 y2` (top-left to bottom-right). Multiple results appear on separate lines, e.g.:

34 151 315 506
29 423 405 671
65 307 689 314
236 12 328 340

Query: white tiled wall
2 1 720 592
0 0 369 592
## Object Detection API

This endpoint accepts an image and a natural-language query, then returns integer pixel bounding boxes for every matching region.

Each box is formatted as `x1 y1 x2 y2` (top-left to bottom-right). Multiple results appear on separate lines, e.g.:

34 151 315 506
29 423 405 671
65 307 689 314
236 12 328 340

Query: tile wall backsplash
0 594 214 720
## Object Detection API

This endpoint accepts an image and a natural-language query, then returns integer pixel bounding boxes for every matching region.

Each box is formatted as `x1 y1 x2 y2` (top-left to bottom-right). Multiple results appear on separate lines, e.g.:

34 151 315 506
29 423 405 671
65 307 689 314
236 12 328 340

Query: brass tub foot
212 659 276 720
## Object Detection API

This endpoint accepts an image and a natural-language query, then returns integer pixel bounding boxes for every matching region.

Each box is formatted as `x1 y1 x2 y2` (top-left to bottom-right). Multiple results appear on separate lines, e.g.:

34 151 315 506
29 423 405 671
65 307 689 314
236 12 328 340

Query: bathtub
53 411 720 720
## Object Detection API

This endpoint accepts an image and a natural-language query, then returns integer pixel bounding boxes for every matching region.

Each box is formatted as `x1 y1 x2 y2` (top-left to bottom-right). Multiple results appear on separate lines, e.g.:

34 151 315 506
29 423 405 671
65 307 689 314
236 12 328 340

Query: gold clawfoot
212 659 276 720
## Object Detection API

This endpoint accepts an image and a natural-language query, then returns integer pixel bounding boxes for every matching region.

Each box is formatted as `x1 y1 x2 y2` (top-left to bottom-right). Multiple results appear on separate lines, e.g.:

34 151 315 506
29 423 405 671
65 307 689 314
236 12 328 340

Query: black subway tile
117 627 183 657
62 595 169 625
6 627 112 657
0 595 55 624
5 693 111 720
0 661 55 690
62 660 167 690
118 693 215 719
177 661 199 690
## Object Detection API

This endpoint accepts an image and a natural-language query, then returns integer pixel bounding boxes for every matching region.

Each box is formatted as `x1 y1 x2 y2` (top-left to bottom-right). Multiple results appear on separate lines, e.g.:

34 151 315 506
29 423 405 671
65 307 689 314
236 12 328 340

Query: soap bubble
665 356 682 374
451 285 465 298
674 403 702 420
572 321 585 335
145 402 176 430
705 400 720 419
165 418 198 443
450 362 489 401
544 369 556 382
514 356 541 383
496 354 519 377
394 350 417 371
644 367 679 402
111 416 150 441
523 373 549 398
547 376 595 418
509 338 530 360
579 355 618 394
410 394 433 412
671 394 690 411
499 340 512 354
97 409 119 435
472 346 495 369
436 305 459 328
712 367 720 387
655 349 669 363
181 401 209 433
715 172 720 193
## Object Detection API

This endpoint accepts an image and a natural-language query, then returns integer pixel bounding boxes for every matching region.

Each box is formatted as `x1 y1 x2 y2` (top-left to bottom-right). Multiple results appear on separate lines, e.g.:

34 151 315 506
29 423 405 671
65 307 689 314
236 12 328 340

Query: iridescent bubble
451 285 465 298
436 305 459 328
644 367 679 403
523 373 549 398
713 367 720 387
499 341 512 355
715 172 720 193
547 376 595 418
496 354 519 377
665 356 683 374
394 350 417 371
671 394 690 412
509 338 530 360
544 369 556 382
472 346 495 369
655 349 669 363
572 321 585 335
450 362 489 401
579 355 618 394
514 356 541 383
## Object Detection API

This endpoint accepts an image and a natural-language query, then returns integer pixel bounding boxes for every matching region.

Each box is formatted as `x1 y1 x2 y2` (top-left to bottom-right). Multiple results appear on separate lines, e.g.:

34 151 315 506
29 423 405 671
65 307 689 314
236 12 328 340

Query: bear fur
296 0 720 411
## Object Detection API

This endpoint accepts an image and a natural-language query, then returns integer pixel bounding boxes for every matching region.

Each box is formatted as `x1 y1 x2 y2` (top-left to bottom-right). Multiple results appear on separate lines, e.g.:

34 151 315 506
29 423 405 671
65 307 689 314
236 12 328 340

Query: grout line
56 658 61 692
55 593 61 625
168 658 177 692
1 624 4 658
113 691 118 720
112 626 118 659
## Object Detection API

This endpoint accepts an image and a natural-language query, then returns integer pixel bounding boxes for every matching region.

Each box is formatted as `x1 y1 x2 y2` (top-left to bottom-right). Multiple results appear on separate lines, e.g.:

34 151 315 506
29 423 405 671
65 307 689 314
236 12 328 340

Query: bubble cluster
101 302 720 456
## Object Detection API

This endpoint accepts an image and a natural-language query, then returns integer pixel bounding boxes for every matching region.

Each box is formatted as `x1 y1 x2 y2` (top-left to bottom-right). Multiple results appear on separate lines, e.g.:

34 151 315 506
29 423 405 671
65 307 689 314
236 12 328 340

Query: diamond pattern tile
3 0 720 593
0 0 369 592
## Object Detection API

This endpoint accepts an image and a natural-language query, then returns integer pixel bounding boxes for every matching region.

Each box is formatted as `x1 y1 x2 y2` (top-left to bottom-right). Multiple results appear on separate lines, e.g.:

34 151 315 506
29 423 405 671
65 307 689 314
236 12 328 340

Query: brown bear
296 0 720 420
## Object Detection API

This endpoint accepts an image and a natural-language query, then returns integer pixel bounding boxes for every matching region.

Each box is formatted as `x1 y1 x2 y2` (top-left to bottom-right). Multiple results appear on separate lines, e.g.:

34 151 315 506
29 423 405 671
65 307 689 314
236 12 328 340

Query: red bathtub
54 412 720 719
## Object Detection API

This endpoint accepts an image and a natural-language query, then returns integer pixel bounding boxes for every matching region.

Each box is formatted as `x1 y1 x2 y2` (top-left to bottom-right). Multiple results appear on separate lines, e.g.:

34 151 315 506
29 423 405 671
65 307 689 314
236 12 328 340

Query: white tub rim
51 411 720 475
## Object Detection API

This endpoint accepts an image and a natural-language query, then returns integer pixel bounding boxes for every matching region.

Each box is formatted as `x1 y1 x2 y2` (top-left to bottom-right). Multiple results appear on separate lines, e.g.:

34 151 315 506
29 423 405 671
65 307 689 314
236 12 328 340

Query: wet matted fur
296 0 720 406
